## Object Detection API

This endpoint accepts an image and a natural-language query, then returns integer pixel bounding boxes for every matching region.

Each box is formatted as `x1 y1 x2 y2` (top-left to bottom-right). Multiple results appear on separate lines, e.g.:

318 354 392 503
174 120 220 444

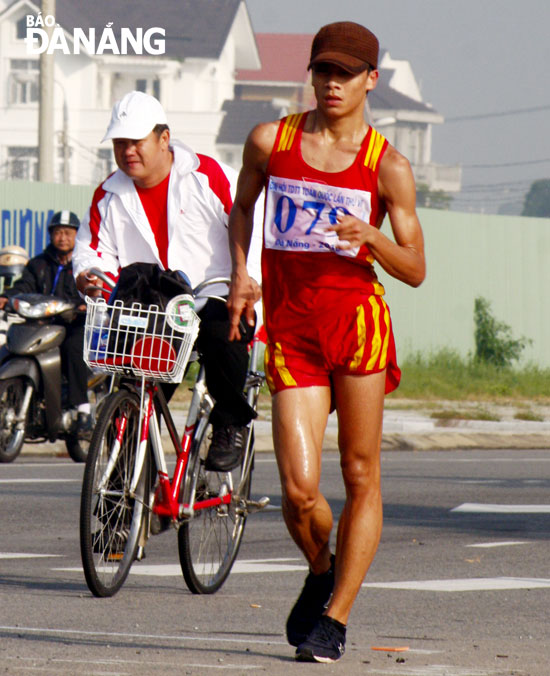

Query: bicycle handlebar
88 267 116 292
87 269 231 302
192 277 230 298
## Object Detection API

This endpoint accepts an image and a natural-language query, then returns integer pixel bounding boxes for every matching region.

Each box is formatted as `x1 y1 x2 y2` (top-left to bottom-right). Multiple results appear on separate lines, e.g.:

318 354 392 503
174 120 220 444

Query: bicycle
79 270 269 598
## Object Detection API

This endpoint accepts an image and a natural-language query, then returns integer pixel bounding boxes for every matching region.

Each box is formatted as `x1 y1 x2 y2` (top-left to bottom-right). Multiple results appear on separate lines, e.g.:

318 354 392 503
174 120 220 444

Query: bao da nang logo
25 14 166 55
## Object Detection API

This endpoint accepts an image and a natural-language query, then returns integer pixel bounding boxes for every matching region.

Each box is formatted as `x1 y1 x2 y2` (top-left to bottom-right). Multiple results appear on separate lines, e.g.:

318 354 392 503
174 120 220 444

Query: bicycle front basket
83 296 200 383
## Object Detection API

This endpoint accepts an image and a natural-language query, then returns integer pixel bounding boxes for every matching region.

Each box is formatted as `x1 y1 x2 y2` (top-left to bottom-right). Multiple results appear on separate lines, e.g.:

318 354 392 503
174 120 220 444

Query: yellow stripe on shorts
350 304 367 371
379 298 390 369
277 113 303 152
273 342 297 386
264 343 276 392
366 296 382 370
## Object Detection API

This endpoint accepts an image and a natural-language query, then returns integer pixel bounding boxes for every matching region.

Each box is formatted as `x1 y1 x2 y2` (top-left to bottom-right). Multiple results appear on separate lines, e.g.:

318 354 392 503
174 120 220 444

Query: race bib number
264 176 372 257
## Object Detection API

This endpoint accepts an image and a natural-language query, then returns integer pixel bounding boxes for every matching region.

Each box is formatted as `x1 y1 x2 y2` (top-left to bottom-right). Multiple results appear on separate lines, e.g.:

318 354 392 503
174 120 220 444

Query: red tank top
262 112 388 319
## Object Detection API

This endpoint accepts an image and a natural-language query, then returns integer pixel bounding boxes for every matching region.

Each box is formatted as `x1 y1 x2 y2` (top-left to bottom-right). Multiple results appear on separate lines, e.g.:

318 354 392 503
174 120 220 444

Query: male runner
227 21 426 663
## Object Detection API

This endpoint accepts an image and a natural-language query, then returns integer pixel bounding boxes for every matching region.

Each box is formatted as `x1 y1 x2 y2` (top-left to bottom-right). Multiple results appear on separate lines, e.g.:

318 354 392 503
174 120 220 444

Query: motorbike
0 293 108 463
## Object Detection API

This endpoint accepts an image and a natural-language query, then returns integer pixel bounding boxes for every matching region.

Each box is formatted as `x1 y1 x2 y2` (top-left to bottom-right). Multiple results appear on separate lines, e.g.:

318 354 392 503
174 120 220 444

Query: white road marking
0 553 63 559
3 655 262 671
363 577 550 592
366 667 495 676
466 541 528 548
0 478 76 484
0 623 286 647
0 462 74 468
452 502 550 513
54 557 307 576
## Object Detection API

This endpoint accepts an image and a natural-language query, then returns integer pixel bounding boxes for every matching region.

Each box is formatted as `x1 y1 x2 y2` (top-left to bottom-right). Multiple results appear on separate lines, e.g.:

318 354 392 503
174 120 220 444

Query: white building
0 0 260 185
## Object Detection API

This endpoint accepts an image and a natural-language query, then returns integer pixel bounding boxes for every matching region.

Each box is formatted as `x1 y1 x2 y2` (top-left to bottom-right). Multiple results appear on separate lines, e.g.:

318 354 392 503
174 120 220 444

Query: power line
462 158 550 169
447 104 550 122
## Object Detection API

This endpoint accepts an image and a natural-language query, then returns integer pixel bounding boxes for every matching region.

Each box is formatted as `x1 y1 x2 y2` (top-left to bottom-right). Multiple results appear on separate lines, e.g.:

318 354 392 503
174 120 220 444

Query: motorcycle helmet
48 210 80 231
0 245 29 283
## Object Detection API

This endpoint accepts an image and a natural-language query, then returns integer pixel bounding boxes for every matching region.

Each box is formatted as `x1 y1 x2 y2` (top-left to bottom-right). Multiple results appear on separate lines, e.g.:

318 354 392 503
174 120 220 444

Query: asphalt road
1 450 550 676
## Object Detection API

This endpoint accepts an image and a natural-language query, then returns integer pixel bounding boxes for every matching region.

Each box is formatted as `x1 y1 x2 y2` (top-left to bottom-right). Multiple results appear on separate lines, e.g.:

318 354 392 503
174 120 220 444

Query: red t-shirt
135 173 170 268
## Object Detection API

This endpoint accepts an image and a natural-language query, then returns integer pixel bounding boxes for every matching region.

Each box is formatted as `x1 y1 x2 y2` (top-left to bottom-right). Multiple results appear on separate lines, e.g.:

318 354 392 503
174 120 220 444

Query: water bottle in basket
90 303 110 361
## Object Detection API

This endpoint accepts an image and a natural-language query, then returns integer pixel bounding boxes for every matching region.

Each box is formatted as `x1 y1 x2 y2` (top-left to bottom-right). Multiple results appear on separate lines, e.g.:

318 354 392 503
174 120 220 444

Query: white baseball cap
102 91 168 142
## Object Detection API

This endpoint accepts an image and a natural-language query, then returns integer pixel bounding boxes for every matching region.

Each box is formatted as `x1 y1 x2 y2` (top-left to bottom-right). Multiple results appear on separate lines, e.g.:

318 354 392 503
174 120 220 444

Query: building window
95 147 114 183
7 147 38 180
153 79 160 100
135 78 161 100
16 16 27 40
9 59 39 104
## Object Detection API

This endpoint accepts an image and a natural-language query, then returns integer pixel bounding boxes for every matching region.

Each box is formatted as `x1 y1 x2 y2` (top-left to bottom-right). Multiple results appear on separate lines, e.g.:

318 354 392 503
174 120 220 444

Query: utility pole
38 0 55 182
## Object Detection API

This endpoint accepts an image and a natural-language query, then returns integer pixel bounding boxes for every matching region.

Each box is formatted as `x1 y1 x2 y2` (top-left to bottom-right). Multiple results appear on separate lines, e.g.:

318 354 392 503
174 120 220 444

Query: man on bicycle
227 22 425 663
74 90 260 471
0 211 93 438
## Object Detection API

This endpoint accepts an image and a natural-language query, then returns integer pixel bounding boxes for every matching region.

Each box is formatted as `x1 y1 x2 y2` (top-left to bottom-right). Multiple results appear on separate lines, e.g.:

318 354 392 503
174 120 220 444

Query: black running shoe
204 425 247 472
76 412 93 440
286 554 335 647
92 528 128 556
295 615 346 663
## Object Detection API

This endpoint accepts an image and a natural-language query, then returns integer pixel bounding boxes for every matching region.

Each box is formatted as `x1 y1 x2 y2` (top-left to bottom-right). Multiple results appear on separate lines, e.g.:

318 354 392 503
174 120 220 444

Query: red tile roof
237 33 312 83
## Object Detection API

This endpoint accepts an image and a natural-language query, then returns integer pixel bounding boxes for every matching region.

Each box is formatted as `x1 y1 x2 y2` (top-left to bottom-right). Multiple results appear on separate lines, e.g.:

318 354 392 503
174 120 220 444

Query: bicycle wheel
178 418 252 594
80 388 150 597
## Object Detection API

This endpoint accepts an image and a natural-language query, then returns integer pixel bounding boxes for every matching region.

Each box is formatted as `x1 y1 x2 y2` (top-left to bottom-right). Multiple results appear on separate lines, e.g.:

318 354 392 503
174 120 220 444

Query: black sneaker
295 615 346 663
150 512 171 535
204 425 247 472
92 528 128 557
76 412 93 440
286 554 335 647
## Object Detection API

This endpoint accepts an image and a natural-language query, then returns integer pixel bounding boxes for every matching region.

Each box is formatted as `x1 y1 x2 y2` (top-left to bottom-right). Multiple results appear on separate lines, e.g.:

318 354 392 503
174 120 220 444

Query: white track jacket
74 140 261 302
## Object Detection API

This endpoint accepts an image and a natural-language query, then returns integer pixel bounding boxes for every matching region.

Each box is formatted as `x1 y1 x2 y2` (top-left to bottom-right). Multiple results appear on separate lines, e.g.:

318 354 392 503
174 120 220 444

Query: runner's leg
325 369 386 625
272 386 333 574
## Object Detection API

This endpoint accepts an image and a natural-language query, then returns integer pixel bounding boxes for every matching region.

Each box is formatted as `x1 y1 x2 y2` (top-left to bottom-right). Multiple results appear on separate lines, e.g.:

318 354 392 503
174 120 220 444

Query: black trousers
195 298 257 428
60 322 89 408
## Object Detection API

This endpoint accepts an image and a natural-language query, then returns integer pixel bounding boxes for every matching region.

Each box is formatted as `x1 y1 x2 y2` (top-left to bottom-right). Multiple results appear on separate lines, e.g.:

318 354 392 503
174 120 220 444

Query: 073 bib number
264 175 372 256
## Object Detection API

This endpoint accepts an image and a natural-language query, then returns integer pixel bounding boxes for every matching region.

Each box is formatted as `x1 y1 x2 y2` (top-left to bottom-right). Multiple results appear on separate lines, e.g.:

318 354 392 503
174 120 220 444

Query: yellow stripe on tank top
350 304 367 371
277 113 303 152
274 342 297 386
366 296 382 370
379 298 390 369
364 129 386 171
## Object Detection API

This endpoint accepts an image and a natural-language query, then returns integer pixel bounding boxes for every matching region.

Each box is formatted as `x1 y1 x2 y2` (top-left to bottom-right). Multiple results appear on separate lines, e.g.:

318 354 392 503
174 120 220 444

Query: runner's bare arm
227 121 278 340
329 147 426 288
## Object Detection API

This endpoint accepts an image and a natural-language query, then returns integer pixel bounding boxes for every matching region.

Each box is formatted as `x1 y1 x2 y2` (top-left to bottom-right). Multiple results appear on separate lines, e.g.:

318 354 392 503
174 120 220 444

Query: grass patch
430 408 500 422
390 348 550 401
514 410 544 422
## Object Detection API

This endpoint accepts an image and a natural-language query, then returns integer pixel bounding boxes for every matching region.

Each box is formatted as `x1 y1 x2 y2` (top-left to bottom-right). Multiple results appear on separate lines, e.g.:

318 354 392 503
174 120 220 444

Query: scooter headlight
13 297 75 318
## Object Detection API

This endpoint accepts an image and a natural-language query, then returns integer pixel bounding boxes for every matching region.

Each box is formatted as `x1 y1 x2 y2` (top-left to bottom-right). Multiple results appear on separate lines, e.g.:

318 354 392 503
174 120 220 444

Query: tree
416 183 452 210
473 297 530 368
522 179 550 217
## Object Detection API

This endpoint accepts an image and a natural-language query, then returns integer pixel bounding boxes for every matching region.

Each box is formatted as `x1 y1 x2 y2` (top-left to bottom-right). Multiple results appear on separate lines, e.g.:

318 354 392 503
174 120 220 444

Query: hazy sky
246 0 550 214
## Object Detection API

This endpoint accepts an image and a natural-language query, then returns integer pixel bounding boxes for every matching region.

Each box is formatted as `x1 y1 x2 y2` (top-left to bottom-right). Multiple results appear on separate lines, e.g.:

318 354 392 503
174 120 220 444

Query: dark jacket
2 244 81 304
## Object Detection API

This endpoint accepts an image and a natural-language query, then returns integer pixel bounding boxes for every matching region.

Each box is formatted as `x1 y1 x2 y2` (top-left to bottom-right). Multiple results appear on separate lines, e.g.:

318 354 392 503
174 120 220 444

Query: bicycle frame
103 333 263 528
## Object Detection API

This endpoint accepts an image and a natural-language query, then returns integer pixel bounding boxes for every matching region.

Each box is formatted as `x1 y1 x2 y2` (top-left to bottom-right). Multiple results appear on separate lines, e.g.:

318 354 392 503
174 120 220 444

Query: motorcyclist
0 211 92 437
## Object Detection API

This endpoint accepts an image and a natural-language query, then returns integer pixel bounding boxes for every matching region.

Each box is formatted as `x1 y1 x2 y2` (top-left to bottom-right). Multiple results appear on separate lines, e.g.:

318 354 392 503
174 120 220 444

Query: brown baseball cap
308 21 379 74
